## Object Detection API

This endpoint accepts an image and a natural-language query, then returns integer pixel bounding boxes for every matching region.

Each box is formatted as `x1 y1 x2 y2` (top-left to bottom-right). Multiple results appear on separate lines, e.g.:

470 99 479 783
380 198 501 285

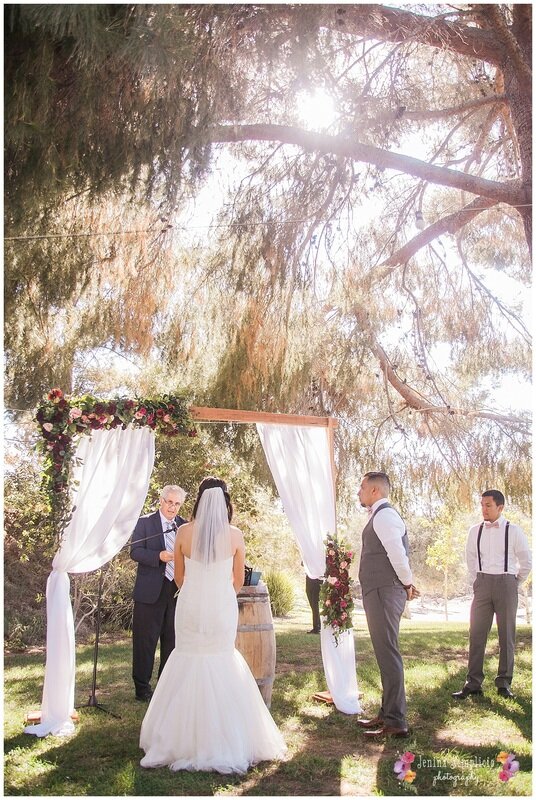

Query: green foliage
4 3 532 519
264 570 295 617
4 459 56 648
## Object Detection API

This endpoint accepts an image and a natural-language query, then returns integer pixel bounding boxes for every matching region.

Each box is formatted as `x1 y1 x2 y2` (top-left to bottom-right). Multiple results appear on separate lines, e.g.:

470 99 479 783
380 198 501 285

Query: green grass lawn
4 608 532 796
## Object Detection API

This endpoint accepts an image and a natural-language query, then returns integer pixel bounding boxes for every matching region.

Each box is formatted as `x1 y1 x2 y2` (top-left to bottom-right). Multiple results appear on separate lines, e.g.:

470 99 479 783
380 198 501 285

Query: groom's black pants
132 577 177 697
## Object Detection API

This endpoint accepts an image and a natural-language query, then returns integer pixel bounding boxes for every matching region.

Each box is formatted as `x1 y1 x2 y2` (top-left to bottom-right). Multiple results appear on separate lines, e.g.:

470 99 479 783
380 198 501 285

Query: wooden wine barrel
235 582 276 707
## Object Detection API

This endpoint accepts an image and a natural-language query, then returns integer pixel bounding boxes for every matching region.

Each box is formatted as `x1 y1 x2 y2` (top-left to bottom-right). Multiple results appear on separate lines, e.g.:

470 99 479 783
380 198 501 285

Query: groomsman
452 490 531 700
356 471 419 738
130 484 187 701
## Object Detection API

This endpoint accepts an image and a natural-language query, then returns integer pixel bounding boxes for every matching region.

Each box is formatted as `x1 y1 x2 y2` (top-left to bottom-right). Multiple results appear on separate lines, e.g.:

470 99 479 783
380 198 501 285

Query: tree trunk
444 569 449 622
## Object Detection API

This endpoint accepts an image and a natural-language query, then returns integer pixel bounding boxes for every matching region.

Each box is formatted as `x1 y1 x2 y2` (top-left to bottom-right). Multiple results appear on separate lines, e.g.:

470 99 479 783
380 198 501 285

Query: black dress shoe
451 687 483 699
357 716 383 729
497 687 514 698
363 725 410 738
135 690 153 702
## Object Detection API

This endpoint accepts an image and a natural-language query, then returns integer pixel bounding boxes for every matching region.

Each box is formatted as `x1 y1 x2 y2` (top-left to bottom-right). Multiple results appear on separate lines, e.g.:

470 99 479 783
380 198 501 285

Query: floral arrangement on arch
319 534 355 644
35 388 196 507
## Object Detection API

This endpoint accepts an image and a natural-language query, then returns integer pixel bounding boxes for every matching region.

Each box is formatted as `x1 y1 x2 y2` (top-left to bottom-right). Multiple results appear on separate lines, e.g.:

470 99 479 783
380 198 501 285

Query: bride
139 477 287 773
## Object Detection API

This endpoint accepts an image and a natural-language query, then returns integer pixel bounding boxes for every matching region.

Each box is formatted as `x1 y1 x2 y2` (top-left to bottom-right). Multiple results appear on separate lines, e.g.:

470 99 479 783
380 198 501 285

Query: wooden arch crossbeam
190 406 338 495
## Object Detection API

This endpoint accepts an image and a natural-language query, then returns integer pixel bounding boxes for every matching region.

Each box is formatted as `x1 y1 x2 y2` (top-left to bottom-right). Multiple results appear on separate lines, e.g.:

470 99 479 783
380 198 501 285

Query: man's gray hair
160 484 187 503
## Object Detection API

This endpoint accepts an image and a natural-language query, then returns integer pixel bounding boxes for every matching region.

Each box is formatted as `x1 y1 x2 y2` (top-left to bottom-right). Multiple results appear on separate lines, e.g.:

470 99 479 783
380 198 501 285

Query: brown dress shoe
363 724 410 738
357 716 383 729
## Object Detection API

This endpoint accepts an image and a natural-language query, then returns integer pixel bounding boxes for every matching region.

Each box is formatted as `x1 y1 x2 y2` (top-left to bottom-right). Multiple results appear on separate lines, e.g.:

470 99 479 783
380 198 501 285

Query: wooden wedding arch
190 406 338 499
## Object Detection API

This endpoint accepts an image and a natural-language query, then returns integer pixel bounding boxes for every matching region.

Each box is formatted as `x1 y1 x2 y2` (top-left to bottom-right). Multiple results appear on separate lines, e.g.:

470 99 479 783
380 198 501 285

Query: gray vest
358 501 409 596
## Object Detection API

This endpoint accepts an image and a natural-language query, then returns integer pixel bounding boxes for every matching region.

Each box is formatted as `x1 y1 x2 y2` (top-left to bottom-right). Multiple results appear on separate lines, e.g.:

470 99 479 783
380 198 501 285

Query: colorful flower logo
394 751 416 783
496 752 519 782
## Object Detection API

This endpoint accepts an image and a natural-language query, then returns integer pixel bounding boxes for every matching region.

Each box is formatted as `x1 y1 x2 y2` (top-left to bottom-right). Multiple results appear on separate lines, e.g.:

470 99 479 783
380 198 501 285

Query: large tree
4 4 531 506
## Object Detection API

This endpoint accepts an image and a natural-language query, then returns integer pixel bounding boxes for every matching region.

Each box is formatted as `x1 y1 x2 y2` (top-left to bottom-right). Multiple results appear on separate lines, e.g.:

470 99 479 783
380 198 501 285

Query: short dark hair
482 489 505 507
192 476 233 521
364 471 391 494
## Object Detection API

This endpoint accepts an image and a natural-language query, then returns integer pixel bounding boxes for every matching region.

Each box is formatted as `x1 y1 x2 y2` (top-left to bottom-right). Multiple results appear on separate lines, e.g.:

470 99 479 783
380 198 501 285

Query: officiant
130 484 187 701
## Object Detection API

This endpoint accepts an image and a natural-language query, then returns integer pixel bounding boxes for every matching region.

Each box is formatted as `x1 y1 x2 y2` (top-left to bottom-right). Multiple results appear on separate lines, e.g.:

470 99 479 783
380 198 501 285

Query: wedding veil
191 487 232 565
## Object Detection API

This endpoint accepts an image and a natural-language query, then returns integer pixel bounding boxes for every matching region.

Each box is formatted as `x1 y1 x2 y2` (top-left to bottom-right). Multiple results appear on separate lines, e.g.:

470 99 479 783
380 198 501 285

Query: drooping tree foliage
4 3 531 507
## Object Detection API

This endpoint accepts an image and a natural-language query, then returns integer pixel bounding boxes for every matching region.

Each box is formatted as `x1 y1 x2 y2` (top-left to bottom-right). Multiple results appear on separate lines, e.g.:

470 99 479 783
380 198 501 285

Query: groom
357 471 419 738
130 484 187 701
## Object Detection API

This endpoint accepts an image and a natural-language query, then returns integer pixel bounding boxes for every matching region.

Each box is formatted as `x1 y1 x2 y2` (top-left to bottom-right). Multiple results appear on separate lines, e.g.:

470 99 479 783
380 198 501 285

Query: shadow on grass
4 627 532 796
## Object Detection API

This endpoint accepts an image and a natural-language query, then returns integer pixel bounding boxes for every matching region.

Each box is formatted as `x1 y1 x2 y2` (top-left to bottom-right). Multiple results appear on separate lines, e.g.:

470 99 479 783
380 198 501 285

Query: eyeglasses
163 500 182 507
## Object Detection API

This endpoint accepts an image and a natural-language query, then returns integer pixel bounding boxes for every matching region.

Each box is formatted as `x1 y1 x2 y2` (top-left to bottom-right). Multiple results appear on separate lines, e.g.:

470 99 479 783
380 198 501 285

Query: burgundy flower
47 388 64 402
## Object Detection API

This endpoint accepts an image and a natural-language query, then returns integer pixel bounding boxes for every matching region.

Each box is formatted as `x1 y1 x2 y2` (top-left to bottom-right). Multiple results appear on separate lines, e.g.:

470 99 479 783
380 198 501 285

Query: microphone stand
76 516 182 718
77 566 121 718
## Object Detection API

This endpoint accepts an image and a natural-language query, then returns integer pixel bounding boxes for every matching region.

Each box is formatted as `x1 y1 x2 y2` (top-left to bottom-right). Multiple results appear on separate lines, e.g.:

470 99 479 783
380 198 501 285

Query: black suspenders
477 521 510 573
476 523 484 572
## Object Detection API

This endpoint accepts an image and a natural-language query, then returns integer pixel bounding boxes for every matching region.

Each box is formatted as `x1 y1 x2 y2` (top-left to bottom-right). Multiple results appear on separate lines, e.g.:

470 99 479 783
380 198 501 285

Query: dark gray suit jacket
130 510 187 603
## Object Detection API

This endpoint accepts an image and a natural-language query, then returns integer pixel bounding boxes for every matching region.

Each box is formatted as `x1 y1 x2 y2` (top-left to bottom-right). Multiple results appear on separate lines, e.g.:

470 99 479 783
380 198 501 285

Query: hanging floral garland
35 388 196 521
319 534 355 644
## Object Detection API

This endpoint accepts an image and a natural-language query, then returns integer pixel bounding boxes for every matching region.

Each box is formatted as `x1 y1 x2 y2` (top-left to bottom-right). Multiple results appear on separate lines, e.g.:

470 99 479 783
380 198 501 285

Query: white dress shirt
370 498 413 587
466 515 532 583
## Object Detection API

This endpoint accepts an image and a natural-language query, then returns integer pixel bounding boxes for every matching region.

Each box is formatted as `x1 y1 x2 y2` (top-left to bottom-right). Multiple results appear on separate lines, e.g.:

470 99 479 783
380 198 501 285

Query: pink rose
499 770 510 782
43 422 53 432
341 612 347 620
325 599 331 606
69 408 82 419
340 561 348 570
340 600 347 608
163 414 171 422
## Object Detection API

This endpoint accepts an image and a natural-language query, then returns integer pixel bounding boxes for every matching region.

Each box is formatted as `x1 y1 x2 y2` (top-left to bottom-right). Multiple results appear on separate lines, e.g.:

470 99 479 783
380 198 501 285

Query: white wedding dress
140 556 287 773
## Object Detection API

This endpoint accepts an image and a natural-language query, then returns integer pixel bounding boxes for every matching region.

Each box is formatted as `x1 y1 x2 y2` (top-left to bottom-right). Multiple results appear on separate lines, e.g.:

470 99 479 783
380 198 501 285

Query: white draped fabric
256 424 361 714
25 426 155 737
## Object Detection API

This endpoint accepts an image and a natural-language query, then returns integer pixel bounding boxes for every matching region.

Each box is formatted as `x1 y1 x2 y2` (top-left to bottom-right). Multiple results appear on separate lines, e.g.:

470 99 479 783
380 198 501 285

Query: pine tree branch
368 338 530 430
366 196 497 286
313 4 506 65
209 124 523 206
398 93 507 121
473 4 532 86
